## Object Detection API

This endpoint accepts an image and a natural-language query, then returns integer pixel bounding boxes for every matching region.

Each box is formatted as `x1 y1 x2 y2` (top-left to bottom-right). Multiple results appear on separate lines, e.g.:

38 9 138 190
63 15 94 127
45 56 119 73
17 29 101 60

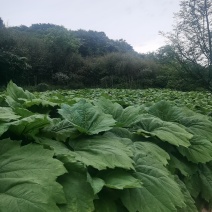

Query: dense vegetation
1 0 212 211
0 81 212 212
0 0 212 212
32 88 212 117
1 0 211 92
162 0 212 90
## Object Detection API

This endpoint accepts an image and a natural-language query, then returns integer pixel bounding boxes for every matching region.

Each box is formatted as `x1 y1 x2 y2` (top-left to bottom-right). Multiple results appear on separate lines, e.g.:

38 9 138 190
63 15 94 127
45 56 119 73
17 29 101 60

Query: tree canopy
162 0 212 89
0 14 211 91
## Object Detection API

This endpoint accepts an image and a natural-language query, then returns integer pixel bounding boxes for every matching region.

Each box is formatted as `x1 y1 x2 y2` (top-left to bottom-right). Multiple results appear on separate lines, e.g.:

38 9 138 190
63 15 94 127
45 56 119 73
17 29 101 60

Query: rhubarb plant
0 81 211 211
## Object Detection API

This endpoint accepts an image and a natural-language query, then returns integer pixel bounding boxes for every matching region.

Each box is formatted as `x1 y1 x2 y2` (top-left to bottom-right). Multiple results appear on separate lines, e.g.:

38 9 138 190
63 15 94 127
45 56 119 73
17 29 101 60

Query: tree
73 30 133 57
0 17 5 28
162 0 212 89
0 51 31 85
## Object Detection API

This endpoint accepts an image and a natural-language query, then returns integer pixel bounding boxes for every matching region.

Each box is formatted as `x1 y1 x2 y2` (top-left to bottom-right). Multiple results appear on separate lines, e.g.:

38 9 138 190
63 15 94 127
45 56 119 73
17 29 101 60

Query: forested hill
0 21 136 87
0 18 208 90
11 23 134 56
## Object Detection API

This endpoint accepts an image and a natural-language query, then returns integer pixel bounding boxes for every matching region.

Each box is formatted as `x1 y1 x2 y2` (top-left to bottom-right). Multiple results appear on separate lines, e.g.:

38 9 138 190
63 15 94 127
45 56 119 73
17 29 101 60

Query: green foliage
6 80 35 101
73 30 133 57
40 88 212 116
135 114 193 147
1 82 212 211
120 153 185 212
70 135 134 170
95 97 141 127
58 172 95 212
161 0 212 89
58 100 116 135
0 138 66 212
1 17 207 90
35 83 49 92
0 51 31 86
52 72 69 86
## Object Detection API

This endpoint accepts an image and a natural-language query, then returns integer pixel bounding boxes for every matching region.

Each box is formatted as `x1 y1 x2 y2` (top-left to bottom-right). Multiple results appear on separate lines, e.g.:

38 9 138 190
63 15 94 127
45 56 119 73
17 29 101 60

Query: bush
52 72 70 85
35 83 49 92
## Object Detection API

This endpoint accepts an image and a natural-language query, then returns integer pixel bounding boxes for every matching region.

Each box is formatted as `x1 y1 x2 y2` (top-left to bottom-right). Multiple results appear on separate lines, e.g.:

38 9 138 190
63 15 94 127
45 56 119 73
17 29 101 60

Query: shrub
36 83 49 92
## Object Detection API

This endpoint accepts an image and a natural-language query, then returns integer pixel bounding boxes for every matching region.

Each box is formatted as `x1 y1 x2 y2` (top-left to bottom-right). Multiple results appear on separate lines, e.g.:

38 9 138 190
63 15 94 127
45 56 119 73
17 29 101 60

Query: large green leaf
120 144 185 212
24 98 58 108
184 163 212 204
168 154 197 177
0 139 67 212
58 100 116 135
0 107 20 138
58 172 95 212
148 101 212 140
95 97 141 127
5 82 53 117
133 141 170 166
23 99 59 114
94 97 123 120
198 162 212 202
178 136 212 163
34 136 72 156
0 107 20 122
6 81 35 102
109 127 133 139
9 114 50 136
87 174 105 195
98 169 142 189
42 119 80 142
184 173 201 199
135 115 192 147
181 116 212 140
148 100 185 122
6 96 34 118
69 135 134 170
5 95 36 118
0 122 10 137
175 176 198 212
5 95 22 109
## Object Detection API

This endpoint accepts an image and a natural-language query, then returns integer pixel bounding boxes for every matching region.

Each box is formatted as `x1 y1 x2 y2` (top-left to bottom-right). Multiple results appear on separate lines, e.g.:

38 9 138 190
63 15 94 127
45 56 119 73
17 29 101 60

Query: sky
0 0 180 53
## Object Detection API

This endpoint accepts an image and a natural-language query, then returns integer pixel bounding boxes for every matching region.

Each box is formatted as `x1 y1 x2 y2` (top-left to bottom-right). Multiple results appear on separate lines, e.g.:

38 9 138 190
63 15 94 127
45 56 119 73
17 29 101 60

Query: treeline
0 18 206 90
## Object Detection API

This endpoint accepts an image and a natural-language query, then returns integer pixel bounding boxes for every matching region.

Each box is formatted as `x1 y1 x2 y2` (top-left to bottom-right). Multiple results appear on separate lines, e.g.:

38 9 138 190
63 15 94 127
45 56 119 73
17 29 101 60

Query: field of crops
0 81 212 212
34 88 212 116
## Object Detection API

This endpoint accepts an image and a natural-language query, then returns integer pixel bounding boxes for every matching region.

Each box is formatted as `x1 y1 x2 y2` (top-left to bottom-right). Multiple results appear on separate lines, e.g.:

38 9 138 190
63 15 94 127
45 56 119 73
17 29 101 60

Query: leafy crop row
0 81 212 211
33 88 212 116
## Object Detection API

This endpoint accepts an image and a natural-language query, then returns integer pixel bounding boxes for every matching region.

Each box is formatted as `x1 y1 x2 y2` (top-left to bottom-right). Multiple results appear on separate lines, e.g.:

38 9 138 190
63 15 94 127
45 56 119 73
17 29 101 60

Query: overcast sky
0 0 180 53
